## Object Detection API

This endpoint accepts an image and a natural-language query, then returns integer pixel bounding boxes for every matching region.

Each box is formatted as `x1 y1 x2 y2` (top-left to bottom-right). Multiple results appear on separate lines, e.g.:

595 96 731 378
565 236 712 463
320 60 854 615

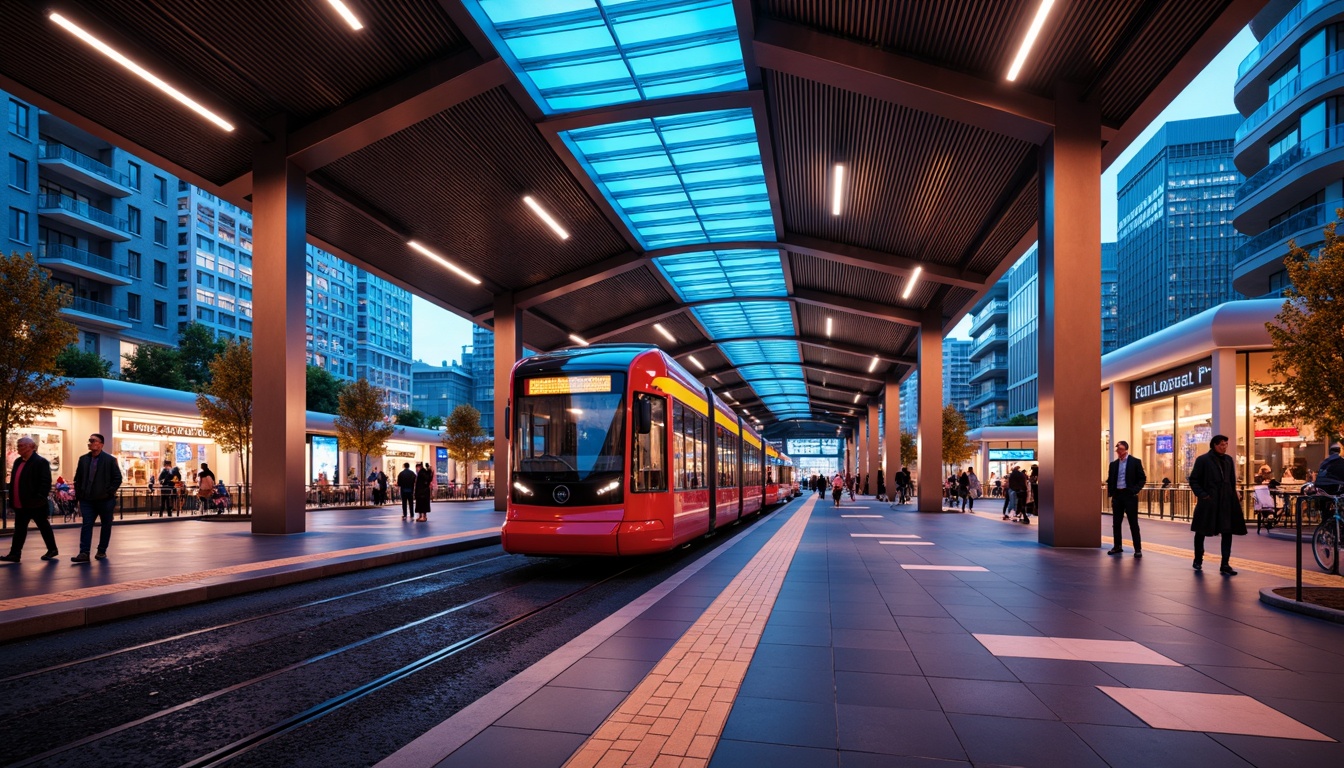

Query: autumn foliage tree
0 252 79 514
334 378 396 504
442 404 491 483
1254 217 1344 443
942 405 975 470
196 340 253 491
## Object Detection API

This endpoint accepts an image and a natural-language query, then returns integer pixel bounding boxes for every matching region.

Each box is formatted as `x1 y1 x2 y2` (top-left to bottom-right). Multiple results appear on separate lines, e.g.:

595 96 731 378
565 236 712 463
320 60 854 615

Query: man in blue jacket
72 433 123 563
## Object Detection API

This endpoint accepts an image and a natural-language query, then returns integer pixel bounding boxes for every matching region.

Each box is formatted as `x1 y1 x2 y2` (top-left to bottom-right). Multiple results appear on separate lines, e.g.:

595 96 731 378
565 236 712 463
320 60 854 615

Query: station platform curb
1259 585 1344 624
0 531 501 643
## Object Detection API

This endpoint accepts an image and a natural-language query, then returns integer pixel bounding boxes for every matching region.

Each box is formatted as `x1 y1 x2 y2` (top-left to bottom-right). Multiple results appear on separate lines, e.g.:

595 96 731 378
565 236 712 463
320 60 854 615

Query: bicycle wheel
1312 520 1339 573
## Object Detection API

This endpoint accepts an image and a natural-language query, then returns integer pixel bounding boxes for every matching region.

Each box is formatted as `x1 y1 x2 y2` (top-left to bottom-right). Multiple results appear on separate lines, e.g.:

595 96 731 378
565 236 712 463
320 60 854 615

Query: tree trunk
1 426 7 530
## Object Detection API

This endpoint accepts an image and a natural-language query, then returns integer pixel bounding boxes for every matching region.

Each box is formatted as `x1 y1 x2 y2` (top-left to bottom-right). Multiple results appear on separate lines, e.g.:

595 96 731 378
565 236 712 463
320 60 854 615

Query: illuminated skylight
655 249 786 302
466 0 748 114
694 301 793 339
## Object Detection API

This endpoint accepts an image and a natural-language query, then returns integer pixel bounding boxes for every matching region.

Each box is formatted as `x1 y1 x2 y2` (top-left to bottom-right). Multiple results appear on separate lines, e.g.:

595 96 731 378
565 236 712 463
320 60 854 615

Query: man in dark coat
1188 434 1245 574
397 462 416 520
1 437 57 562
1106 440 1147 557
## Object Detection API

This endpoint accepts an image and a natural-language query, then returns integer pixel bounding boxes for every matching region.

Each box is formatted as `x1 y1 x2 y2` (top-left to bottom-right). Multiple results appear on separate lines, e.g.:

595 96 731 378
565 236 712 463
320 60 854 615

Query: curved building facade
1233 0 1344 297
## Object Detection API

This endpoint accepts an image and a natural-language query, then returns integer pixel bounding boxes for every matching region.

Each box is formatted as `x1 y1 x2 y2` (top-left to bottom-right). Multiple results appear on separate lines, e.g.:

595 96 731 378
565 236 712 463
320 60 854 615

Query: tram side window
631 393 667 492
673 401 707 490
673 401 686 489
717 426 738 486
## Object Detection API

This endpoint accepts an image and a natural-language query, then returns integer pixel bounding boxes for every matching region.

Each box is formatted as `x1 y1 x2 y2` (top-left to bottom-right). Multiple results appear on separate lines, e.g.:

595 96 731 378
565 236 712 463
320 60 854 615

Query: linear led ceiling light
868 355 880 373
901 266 922 300
523 195 570 240
831 164 846 216
688 355 705 371
326 0 364 30
853 392 861 404
49 12 235 132
1006 0 1056 82
568 334 589 346
826 316 833 337
407 241 482 285
653 323 676 343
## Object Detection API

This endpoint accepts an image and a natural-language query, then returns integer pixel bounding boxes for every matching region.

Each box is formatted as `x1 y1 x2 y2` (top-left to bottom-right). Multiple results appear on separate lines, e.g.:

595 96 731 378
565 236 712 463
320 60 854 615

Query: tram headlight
513 481 533 497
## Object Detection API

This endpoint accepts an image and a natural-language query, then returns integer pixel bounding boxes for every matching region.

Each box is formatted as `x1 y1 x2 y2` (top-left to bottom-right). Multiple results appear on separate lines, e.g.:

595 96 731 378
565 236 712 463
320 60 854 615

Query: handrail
67 296 129 321
37 141 133 187
37 194 130 232
1238 124 1344 201
1236 49 1344 141
1234 198 1342 261
1239 0 1332 78
40 242 130 277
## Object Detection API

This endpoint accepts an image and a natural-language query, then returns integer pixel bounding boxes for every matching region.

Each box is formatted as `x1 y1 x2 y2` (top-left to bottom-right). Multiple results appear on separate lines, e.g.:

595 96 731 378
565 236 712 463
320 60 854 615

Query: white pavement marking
901 565 988 571
850 533 919 538
881 541 935 546
973 634 1182 666
1098 687 1333 741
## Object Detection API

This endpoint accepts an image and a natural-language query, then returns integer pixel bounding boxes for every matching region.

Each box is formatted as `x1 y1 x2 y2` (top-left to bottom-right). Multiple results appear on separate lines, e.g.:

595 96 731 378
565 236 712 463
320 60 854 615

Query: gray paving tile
721 696 837 749
586 634 678 662
832 647 923 676
999 657 1122 686
1095 663 1240 693
741 663 836 703
1026 683 1146 726
750 642 834 670
548 657 657 692
710 739 838 768
1210 732 1344 767
1069 723 1255 768
837 753 971 768
615 618 694 639
495 686 626 734
771 609 832 627
911 650 1018 682
835 704 965 760
434 726 586 768
835 671 939 711
831 627 908 651
830 611 899 631
928 677 1056 720
947 713 1107 768
763 622 833 647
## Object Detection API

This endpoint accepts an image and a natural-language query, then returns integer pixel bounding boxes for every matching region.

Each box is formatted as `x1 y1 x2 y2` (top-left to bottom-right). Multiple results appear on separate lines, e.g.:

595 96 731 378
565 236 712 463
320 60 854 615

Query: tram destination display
524 375 612 396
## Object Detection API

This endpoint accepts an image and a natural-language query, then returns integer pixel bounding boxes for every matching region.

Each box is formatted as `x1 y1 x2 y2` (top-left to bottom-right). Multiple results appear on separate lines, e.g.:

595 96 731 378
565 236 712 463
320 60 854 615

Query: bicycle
1304 485 1342 574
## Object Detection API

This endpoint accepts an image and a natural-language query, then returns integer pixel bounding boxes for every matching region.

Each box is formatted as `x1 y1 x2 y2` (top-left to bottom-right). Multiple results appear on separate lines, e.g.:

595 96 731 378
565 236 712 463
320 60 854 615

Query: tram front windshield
513 379 625 484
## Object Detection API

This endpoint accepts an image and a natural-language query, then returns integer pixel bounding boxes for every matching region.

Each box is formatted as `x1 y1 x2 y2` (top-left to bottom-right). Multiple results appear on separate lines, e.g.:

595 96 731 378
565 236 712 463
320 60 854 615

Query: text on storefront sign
1131 357 1212 404
120 420 210 438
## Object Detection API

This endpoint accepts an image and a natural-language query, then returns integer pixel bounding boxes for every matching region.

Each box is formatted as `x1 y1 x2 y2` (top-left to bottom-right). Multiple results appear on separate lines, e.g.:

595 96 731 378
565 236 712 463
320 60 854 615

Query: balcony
62 296 131 330
1235 0 1344 115
38 243 132 286
37 142 134 197
970 330 1008 358
1236 50 1344 145
967 299 1007 337
968 355 1008 385
37 194 131 242
1234 125 1344 232
968 386 1008 411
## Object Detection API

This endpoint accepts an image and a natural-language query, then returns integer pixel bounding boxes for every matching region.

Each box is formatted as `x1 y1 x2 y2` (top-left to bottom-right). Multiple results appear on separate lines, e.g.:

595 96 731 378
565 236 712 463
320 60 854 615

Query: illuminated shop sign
120 420 210 438
1156 435 1174 454
989 449 1035 461
787 438 841 456
525 375 612 396
1131 357 1212 404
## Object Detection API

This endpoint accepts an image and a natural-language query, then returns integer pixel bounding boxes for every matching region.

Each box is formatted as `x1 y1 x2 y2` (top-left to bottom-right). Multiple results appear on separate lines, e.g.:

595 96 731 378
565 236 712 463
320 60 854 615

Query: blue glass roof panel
693 301 793 339
470 0 747 114
655 249 787 302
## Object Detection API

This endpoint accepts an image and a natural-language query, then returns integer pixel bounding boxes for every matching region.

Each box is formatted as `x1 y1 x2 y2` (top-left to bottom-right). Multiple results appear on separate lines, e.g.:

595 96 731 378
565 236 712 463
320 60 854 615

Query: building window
196 307 214 322
7 100 29 138
154 217 167 245
127 250 141 278
153 175 167 203
154 300 167 328
8 154 26 190
127 161 141 190
127 205 142 235
153 259 167 287
127 292 141 321
8 207 28 243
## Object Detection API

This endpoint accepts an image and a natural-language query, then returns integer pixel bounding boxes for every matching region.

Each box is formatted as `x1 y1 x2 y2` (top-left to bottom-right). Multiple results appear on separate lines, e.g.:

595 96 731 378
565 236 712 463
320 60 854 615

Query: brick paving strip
0 527 499 612
563 497 816 768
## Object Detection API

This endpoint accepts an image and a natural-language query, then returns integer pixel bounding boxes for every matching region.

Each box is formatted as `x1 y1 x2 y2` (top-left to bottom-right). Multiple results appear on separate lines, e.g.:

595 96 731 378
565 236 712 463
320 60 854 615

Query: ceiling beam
792 288 922 326
955 147 1039 273
781 233 987 290
670 335 916 366
753 18 1093 146
537 89 757 134
700 363 886 385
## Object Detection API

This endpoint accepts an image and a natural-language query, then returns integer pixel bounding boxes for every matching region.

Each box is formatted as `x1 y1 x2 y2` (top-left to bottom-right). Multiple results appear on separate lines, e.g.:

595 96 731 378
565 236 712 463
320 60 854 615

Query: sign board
1254 427 1299 438
120 420 210 439
525 375 612 396
1131 357 1212 404
787 438 841 456
988 448 1035 461
1156 434 1174 454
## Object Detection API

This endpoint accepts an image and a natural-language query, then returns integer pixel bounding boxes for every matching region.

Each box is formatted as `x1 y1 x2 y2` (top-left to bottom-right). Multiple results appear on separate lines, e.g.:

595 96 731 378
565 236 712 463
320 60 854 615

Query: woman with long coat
414 463 433 522
1187 434 1245 574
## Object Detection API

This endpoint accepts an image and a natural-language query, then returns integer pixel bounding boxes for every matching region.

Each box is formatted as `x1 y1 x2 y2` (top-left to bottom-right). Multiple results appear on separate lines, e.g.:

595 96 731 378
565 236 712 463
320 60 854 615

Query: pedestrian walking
1006 465 1027 522
157 461 178 516
71 433 122 563
415 462 433 521
396 463 416 519
376 469 389 505
1106 440 1147 557
831 473 844 506
1188 434 1245 574
1 437 58 562
965 468 981 512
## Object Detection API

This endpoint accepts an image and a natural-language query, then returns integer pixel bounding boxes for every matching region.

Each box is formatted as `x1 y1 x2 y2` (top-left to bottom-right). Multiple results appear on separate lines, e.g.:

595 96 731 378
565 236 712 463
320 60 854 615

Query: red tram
501 344 795 556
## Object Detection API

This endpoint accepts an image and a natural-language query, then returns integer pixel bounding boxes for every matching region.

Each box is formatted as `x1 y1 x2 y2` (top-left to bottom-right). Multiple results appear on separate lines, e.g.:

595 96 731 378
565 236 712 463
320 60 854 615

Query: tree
426 415 444 430
196 340 253 491
179 321 225 391
394 409 427 428
1003 413 1037 426
442 404 491 483
54 345 112 378
334 378 397 505
942 405 975 469
900 430 918 467
121 344 189 391
0 252 79 515
1254 218 1344 442
306 364 345 414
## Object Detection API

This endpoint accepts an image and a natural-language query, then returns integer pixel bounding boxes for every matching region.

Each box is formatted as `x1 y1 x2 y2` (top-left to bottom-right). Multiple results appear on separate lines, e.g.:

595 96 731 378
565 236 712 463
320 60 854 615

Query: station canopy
0 0 1259 428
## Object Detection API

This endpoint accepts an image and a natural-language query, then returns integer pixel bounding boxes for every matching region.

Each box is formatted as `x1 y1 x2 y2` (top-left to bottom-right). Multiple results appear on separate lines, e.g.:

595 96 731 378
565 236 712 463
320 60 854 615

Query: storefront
115 416 218 486
965 427 1037 490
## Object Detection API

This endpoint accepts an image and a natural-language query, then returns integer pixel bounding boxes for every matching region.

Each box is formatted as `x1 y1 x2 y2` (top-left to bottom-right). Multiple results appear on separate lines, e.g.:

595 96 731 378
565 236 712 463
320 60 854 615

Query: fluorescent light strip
49 13 235 132
826 316 833 337
568 334 589 346
1006 0 1056 82
901 266 922 300
853 392 861 403
407 241 482 285
326 0 364 30
523 195 570 239
688 355 705 371
868 355 880 373
831 163 845 216
653 323 676 343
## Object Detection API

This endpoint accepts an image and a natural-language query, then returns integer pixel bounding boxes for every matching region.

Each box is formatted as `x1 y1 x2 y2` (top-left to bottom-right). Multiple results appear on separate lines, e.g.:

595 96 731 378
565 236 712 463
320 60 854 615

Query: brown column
493 293 521 512
867 401 880 494
251 126 308 534
856 418 867 489
884 377 901 480
917 310 943 512
1037 90 1102 547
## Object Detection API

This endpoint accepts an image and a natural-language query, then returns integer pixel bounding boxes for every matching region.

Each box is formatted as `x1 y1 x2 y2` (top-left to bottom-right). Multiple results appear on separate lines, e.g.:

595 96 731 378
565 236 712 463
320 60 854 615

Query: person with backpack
832 473 844 506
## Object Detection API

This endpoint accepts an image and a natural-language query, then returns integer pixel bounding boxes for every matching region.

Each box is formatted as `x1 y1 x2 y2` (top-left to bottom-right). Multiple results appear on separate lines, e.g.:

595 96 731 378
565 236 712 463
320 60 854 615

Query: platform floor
386 495 1344 768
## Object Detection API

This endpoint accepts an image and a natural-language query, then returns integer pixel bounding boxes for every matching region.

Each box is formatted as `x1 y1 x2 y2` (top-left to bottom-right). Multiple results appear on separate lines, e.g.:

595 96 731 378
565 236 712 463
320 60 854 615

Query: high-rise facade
895 338 973 434
1116 114 1246 347
1232 4 1344 297
411 360 474 421
965 279 1010 428
357 273 413 414
1101 241 1119 354
1006 244 1039 420
5 91 179 371
470 325 494 434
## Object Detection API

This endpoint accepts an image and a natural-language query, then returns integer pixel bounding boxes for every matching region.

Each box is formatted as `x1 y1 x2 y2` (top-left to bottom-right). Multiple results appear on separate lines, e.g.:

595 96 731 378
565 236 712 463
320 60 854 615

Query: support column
867 402 880 495
917 310 944 513
251 125 308 535
1108 383 1132 479
1211 348 1239 480
884 379 901 481
857 419 868 491
493 294 522 512
1037 90 1102 547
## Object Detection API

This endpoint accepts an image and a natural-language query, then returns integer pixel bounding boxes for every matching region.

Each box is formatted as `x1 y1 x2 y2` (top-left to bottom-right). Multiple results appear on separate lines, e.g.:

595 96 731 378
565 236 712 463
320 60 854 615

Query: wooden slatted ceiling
786 253 937 309
962 176 1040 276
795 304 913 355
532 267 673 334
801 345 888 377
601 314 707 351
